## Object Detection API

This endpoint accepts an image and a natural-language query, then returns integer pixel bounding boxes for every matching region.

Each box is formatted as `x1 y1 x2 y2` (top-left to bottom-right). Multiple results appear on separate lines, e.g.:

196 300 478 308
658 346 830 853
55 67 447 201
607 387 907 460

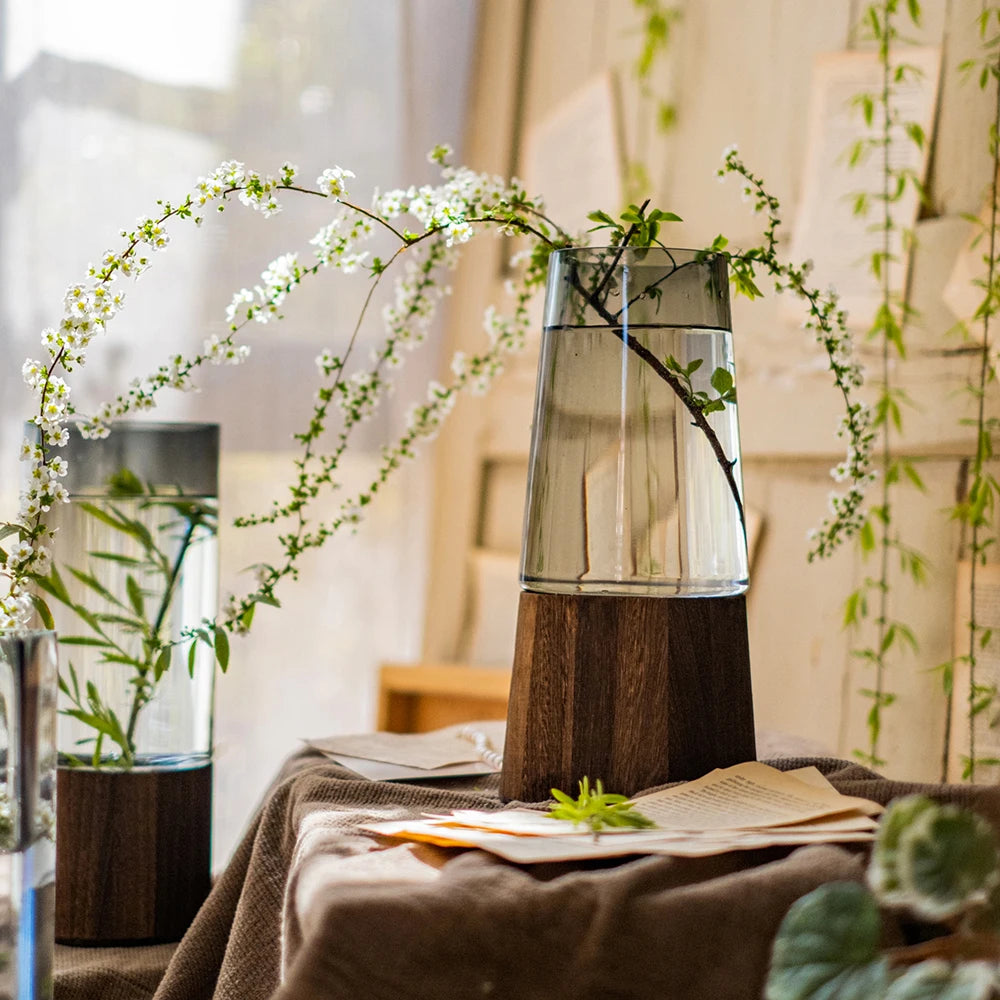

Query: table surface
52 748 1000 1000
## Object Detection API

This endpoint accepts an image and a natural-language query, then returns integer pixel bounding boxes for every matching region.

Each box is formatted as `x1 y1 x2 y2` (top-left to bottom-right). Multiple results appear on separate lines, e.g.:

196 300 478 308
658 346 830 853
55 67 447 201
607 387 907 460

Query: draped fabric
53 751 1000 1000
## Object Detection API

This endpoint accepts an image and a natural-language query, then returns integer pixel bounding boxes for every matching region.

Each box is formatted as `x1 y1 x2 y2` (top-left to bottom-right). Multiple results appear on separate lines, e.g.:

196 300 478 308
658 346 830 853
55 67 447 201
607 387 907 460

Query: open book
363 761 882 862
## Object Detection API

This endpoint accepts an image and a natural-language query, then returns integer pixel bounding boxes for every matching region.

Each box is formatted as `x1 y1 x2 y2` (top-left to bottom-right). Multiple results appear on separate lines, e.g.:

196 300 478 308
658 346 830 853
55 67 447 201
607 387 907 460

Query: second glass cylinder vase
45 422 218 769
520 246 748 598
40 421 218 943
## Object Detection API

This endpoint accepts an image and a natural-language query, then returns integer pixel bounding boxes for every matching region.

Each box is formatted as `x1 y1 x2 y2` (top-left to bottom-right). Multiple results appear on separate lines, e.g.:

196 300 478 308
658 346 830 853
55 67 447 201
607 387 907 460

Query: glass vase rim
25 418 220 438
550 245 721 265
0 627 56 641
69 419 219 433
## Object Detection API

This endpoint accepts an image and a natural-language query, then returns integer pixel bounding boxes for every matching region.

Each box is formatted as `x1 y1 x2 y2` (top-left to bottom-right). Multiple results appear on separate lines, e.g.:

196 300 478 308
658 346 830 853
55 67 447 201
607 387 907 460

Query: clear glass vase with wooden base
501 247 756 802
40 422 218 944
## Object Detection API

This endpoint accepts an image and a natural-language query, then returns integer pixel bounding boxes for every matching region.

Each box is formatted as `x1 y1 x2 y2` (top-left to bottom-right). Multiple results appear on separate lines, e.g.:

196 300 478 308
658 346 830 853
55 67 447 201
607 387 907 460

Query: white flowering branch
716 146 875 559
0 146 569 642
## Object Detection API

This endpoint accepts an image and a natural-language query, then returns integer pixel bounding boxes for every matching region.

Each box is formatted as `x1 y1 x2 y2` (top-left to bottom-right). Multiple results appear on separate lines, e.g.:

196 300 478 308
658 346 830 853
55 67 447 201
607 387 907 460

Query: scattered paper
362 761 882 863
308 721 506 772
629 760 881 830
327 755 498 783
363 818 877 864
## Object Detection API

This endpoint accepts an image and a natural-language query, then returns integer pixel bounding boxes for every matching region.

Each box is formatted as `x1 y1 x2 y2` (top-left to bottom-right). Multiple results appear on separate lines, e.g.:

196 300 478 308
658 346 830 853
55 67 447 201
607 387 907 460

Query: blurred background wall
0 0 477 869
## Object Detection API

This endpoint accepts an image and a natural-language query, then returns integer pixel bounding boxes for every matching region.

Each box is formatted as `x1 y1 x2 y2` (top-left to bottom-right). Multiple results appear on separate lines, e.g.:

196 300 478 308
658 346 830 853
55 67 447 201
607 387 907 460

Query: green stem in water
123 512 201 759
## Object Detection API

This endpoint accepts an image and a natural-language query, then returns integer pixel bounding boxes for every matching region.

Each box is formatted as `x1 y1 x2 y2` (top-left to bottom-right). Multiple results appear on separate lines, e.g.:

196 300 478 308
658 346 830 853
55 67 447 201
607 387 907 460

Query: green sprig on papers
547 777 655 836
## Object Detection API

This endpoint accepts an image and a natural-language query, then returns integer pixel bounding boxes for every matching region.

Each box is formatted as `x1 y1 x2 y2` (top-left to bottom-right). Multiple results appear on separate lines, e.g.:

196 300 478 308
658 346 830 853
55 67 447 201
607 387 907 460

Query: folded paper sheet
363 762 882 862
307 721 506 781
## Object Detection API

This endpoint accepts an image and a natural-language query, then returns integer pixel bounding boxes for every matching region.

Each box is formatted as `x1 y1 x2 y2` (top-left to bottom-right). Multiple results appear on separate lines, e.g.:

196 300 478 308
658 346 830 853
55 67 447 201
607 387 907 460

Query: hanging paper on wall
787 48 941 330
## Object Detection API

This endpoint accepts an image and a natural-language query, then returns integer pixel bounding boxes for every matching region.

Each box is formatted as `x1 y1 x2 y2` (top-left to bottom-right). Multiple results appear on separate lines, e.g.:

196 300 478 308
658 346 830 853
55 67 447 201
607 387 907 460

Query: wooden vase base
55 762 212 945
500 592 756 802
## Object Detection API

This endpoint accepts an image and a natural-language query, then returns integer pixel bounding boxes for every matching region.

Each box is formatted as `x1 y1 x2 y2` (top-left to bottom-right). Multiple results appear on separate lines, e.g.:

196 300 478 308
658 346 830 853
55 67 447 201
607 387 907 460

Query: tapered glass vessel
520 247 748 597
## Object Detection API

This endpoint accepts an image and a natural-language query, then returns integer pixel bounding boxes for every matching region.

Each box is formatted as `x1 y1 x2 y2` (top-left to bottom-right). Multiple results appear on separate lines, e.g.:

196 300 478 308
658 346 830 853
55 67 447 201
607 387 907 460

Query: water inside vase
47 495 218 766
520 323 748 597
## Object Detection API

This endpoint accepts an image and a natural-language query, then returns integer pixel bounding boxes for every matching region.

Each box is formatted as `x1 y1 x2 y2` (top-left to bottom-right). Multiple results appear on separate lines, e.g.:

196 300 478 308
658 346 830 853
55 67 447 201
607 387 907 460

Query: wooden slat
377 663 512 733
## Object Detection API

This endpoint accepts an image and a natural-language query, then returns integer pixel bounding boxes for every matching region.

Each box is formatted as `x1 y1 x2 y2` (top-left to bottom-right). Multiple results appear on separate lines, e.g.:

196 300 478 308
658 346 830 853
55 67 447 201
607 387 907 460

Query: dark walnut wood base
55 762 212 945
500 591 756 802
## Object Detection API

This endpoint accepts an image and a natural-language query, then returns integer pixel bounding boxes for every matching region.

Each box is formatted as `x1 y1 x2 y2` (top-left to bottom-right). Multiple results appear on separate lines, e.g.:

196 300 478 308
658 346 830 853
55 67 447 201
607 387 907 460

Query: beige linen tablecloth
53 753 1000 1000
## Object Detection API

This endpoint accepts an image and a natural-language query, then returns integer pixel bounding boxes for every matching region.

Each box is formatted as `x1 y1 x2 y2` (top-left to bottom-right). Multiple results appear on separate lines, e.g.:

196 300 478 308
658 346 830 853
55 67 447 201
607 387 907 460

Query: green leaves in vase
31 467 221 768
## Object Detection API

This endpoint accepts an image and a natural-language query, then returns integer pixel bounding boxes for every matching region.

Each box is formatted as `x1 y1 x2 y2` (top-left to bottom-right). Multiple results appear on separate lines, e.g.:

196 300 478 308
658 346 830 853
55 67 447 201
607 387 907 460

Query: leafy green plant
766 795 1000 1000
31 468 220 768
547 777 655 836
939 4 1000 782
839 0 930 770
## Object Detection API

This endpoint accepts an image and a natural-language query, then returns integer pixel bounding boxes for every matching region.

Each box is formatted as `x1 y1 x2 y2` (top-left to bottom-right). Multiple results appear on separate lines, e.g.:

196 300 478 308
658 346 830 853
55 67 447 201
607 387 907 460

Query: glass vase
42 422 219 770
501 247 756 801
520 246 748 597
0 631 58 1000
40 422 218 943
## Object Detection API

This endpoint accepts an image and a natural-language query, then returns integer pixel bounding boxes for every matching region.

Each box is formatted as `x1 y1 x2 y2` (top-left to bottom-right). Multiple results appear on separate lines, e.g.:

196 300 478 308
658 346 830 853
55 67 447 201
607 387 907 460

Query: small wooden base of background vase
55 763 212 945
500 592 756 802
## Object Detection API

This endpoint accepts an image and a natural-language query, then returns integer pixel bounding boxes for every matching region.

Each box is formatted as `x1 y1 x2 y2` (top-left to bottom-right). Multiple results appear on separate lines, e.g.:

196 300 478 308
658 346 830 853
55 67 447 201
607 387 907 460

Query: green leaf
901 460 925 492
897 804 999 921
98 654 146 669
710 367 734 394
0 523 22 544
67 662 81 703
153 646 172 683
106 467 145 496
89 551 145 568
214 626 230 672
884 960 996 1000
765 882 889 1000
860 519 876 553
187 640 198 679
904 122 925 149
57 636 113 648
586 209 618 229
78 502 130 534
103 504 155 552
239 604 256 632
125 574 145 618
93 612 147 633
39 564 72 606
546 777 655 834
868 795 937 899
869 796 1000 921
66 566 122 608
73 605 105 636
29 593 54 630
843 590 863 627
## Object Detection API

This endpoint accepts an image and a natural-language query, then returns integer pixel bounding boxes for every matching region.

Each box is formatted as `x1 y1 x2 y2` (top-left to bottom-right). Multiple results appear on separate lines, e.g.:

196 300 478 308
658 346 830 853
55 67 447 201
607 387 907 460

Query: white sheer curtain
0 0 478 867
